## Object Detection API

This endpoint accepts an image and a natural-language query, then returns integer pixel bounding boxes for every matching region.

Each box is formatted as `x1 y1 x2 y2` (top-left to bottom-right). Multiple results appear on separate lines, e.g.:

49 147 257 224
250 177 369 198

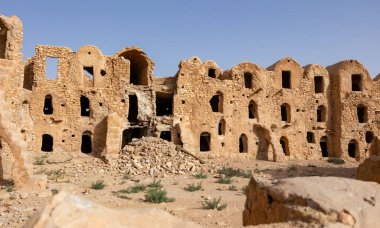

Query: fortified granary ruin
1 15 380 186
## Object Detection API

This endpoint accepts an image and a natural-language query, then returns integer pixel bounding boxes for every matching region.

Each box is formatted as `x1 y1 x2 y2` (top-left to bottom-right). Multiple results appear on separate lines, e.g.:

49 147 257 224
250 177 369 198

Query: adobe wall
1 13 379 185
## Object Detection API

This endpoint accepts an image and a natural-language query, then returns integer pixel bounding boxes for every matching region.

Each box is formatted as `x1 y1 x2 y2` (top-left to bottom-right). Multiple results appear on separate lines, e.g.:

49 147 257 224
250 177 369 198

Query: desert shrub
217 176 232 184
184 182 203 192
218 167 252 178
51 189 59 195
46 169 65 181
193 172 208 179
202 197 227 211
123 173 131 180
91 180 105 190
228 185 238 191
327 157 345 165
33 156 45 165
147 179 163 188
6 185 14 192
144 187 175 203
118 184 146 194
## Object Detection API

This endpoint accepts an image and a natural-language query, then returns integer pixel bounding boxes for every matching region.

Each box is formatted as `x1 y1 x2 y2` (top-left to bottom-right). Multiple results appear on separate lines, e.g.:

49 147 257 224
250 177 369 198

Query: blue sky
2 1 380 77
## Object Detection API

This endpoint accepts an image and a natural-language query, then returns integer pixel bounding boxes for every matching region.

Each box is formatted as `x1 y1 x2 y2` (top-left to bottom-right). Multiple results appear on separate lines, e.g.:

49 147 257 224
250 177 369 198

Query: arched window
81 131 92 154
248 100 257 119
210 91 223 113
280 136 289 156
244 72 253 88
317 105 326 122
43 95 53 115
320 136 328 157
80 96 90 117
280 103 291 122
120 50 149 85
41 134 53 152
365 131 374 144
200 132 211 152
239 134 248 153
218 119 226 135
348 139 358 158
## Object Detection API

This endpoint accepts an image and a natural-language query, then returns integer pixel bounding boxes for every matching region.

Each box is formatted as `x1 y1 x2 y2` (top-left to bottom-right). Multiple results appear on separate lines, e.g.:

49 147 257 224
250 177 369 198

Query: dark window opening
314 76 324 93
239 134 248 153
320 136 328 157
208 68 216 78
83 66 94 78
200 132 211 152
244 72 253 88
249 101 257 119
80 96 90 117
0 21 7 58
281 104 290 122
352 74 362 91
100 69 106 76
81 131 92 154
121 127 148 148
156 92 173 116
357 105 367 123
41 134 53 152
43 95 53 115
128 95 138 122
209 92 223 113
218 119 226 135
348 140 357 158
317 105 326 122
282 71 291 89
120 50 149 85
160 131 171 142
45 57 59 80
365 131 374 143
307 132 315 143
280 137 289 156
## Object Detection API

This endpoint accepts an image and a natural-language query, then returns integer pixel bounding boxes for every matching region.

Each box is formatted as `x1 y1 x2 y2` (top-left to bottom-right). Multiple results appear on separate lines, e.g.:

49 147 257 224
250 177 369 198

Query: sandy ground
0 155 358 227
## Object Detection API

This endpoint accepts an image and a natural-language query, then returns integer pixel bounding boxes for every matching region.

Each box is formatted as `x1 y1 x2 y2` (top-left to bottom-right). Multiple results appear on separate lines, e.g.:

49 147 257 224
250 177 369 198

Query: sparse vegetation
118 184 146 194
184 182 203 192
202 197 227 211
228 185 238 191
218 167 252 178
147 179 163 188
33 156 45 165
123 173 131 180
46 169 65 182
144 187 175 203
327 157 345 165
112 191 132 200
6 185 14 192
217 176 232 184
193 172 208 179
91 180 105 190
51 189 59 195
288 165 297 171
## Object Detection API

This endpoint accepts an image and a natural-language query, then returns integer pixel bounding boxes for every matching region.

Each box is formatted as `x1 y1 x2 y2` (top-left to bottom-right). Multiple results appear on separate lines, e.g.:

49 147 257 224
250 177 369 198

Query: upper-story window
282 71 291 89
208 68 216 78
352 74 362 91
43 95 53 115
314 76 324 93
244 72 253 88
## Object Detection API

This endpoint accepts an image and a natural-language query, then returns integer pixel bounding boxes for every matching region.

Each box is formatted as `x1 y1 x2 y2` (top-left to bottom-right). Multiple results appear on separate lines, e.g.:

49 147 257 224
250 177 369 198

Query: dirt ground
0 155 358 228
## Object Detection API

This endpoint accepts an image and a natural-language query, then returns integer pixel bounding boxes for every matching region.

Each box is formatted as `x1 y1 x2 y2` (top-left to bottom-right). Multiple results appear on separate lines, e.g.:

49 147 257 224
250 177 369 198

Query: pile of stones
118 137 204 176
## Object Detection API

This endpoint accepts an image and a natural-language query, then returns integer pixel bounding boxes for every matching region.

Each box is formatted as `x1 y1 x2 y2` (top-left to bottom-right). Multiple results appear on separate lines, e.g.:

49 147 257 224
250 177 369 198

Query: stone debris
356 155 380 184
118 137 206 176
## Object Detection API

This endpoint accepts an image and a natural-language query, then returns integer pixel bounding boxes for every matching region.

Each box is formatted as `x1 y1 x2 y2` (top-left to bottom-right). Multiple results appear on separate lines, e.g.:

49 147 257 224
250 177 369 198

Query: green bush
327 157 345 165
217 177 232 184
184 182 203 192
218 167 252 178
202 197 227 211
91 180 105 190
6 185 14 192
193 172 208 179
118 184 146 194
46 169 65 181
33 156 45 165
144 187 175 203
51 189 59 195
147 179 163 188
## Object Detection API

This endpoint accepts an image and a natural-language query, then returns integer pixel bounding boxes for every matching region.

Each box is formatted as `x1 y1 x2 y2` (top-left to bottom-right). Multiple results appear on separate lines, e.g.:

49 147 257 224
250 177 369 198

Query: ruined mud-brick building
1 15 380 179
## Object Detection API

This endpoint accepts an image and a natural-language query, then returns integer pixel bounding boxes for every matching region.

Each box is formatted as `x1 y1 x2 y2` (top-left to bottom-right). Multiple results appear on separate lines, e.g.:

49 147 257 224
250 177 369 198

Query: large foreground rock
25 192 202 228
356 155 380 184
243 176 380 227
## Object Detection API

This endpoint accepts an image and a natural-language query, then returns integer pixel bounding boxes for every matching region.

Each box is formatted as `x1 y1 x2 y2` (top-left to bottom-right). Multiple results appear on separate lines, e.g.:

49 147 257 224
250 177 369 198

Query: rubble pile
118 137 205 176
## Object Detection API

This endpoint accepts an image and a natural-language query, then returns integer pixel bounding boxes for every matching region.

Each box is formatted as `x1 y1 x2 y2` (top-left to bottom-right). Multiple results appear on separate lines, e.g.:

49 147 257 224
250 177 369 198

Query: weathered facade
1 15 379 184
